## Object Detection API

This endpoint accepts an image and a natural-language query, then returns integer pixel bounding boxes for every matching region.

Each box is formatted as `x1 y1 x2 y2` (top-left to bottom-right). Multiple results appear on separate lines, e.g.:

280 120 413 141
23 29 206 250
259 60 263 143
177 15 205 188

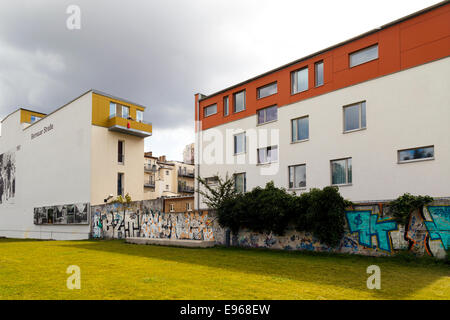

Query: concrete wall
91 199 449 259
0 92 93 240
196 57 450 209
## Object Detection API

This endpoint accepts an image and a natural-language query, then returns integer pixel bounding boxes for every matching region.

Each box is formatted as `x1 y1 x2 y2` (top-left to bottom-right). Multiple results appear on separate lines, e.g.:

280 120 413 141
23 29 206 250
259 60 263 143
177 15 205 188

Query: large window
117 173 124 196
205 176 219 186
234 173 246 193
291 116 309 142
291 67 308 94
136 110 143 122
349 44 378 68
122 105 130 119
398 146 434 163
331 158 352 185
233 90 246 113
257 105 277 125
257 146 278 164
109 102 116 117
257 82 277 99
315 61 324 87
289 164 306 189
118 140 124 164
344 102 366 132
223 96 229 116
204 103 217 117
234 132 246 154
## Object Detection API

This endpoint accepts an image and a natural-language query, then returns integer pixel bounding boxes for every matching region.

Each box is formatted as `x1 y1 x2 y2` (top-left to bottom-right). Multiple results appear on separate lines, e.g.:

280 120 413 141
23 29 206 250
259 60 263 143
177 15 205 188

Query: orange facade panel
197 2 450 131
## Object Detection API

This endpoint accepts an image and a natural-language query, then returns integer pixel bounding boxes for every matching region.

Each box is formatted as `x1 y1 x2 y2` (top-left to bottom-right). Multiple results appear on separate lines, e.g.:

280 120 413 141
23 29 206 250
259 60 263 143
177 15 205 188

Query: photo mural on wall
0 149 16 205
34 203 89 225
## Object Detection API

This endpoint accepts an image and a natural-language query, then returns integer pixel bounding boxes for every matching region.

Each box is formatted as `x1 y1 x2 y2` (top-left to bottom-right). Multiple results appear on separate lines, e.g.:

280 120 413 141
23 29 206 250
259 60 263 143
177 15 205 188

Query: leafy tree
389 193 433 225
196 173 238 210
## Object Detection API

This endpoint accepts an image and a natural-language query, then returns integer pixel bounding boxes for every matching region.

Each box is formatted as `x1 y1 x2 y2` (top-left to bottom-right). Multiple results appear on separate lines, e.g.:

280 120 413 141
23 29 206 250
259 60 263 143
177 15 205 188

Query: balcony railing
144 164 157 172
178 184 194 193
144 181 155 188
178 169 195 178
108 115 152 138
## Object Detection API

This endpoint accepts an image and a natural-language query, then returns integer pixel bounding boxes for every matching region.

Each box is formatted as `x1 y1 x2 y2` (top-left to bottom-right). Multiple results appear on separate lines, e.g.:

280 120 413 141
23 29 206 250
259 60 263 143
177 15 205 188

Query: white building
0 90 152 239
194 3 450 209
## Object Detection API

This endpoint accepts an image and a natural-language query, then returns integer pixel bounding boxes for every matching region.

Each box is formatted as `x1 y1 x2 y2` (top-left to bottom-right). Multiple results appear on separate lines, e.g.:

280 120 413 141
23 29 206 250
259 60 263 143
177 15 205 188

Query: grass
0 238 448 300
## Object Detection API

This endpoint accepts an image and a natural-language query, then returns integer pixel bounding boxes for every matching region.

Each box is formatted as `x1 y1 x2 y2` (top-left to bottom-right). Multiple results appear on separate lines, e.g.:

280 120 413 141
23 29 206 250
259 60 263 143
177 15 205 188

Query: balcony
144 164 157 172
178 183 194 193
144 181 155 188
108 115 152 138
178 169 195 178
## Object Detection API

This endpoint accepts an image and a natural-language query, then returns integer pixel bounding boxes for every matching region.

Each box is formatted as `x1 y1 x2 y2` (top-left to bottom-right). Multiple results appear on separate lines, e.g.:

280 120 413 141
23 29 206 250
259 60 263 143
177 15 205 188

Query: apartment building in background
0 89 152 239
195 2 450 209
183 143 195 164
143 152 195 200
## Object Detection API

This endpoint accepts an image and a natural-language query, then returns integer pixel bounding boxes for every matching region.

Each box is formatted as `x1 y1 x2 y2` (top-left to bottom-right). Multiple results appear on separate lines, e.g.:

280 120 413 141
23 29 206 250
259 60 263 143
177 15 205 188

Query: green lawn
0 238 448 300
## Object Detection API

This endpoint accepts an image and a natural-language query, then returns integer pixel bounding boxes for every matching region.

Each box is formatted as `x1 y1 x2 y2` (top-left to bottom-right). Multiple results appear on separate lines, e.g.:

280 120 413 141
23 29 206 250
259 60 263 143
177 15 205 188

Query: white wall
0 92 92 240
197 57 450 208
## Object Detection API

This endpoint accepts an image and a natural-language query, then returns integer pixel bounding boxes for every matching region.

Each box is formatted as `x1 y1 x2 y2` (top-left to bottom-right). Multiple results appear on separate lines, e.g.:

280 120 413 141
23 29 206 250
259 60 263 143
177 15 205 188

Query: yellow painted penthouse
0 89 152 240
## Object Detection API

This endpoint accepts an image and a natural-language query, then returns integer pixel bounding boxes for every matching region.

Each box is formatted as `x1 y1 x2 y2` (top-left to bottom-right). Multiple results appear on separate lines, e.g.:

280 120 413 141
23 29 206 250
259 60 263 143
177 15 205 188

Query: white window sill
398 157 434 164
256 119 278 127
257 161 278 166
291 138 309 144
343 127 366 134
289 187 307 191
233 152 246 156
331 183 353 187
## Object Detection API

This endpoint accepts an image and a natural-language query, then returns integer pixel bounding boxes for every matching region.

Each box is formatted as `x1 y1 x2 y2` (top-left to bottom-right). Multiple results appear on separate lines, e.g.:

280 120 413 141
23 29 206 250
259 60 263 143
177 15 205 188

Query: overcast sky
0 0 441 160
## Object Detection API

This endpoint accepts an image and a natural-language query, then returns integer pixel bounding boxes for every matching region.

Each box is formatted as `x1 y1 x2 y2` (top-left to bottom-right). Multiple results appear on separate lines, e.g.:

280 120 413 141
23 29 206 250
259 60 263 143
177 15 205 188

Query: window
234 173 246 193
109 102 116 117
257 146 278 164
291 67 308 94
349 44 378 68
204 103 217 117
170 204 175 212
223 96 229 116
118 140 124 163
30 115 41 123
257 82 277 99
331 158 352 185
117 173 124 196
398 146 434 163
291 116 309 142
315 61 324 87
205 177 219 186
166 170 169 175
289 164 306 189
186 202 192 211
257 105 277 125
234 132 246 154
122 105 130 119
233 90 246 113
344 102 366 132
166 185 169 190
136 110 143 122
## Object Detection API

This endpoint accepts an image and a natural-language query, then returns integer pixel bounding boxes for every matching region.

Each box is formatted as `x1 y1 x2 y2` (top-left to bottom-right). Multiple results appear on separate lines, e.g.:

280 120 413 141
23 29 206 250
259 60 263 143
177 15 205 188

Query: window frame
330 157 352 186
233 172 246 193
233 90 246 113
349 44 379 68
223 96 229 116
118 140 125 164
117 172 124 196
288 164 307 189
109 102 117 118
122 105 130 119
314 61 324 87
257 145 278 164
136 110 144 122
257 105 278 125
257 82 278 99
291 67 309 95
291 115 309 143
397 145 435 164
204 103 217 118
343 101 366 133
233 132 246 155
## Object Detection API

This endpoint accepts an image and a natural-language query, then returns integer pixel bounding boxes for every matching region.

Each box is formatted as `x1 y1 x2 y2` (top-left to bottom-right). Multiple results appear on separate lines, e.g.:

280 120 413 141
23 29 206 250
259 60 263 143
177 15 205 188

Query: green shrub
389 193 433 225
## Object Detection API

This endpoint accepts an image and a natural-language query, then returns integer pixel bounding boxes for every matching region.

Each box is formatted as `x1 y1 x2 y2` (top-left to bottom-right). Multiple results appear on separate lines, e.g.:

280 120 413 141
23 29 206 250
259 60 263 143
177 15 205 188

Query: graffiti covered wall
90 199 449 259
34 203 89 225
0 149 16 204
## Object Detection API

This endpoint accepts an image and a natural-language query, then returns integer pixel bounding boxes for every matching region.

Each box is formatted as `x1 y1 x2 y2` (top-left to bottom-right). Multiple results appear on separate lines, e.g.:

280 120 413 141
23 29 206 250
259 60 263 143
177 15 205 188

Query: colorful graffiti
91 199 216 241
346 210 398 252
424 206 449 250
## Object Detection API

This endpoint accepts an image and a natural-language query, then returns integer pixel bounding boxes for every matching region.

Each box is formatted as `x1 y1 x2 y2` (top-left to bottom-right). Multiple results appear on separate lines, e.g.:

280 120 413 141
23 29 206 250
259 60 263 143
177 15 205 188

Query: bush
389 193 433 225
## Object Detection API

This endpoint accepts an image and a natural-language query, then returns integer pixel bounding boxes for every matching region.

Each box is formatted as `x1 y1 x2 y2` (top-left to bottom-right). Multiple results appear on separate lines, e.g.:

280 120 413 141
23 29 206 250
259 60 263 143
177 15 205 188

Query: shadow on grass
57 239 449 299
